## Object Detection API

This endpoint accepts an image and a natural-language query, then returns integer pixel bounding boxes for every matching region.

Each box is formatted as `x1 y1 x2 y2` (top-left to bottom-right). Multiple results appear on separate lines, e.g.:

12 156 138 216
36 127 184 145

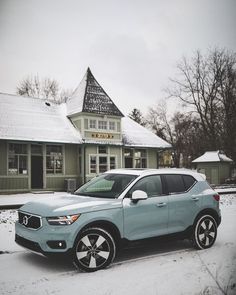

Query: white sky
0 0 235 115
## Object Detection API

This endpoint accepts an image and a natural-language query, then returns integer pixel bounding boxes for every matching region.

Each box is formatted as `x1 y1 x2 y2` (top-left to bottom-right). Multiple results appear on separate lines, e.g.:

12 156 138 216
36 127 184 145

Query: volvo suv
15 169 221 272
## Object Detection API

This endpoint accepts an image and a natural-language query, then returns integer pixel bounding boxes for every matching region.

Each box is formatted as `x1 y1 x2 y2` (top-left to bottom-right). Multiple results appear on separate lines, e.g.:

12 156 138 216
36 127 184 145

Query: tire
73 227 116 272
192 215 217 250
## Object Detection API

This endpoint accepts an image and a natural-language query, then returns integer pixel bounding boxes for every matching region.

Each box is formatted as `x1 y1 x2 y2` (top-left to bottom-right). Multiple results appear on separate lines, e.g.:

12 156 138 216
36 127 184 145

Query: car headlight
47 214 80 225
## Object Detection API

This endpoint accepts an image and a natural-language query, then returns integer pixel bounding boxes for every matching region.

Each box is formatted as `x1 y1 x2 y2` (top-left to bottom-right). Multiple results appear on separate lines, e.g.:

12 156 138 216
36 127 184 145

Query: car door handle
191 197 199 201
156 202 167 207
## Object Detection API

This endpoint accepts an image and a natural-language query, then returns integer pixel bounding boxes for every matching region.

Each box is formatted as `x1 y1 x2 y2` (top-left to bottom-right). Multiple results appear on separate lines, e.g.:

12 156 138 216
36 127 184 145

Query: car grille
15 234 42 253
18 211 42 230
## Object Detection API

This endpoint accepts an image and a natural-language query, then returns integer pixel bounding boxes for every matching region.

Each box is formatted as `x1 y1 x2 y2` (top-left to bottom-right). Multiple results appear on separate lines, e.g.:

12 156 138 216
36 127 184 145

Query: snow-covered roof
67 68 124 117
121 117 171 148
0 93 82 144
0 93 171 149
192 151 233 163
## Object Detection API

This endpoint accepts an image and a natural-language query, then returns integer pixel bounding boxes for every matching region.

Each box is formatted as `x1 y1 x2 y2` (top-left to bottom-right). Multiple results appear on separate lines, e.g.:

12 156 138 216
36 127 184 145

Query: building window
46 145 63 174
134 149 147 168
124 149 147 168
98 145 107 154
124 149 133 168
8 143 28 175
110 157 116 170
98 120 107 130
89 155 116 174
99 156 107 173
90 156 97 174
109 121 115 131
89 119 96 129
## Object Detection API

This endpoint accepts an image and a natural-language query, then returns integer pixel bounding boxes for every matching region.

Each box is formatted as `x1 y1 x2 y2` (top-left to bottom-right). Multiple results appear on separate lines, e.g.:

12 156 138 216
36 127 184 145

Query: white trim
88 153 117 176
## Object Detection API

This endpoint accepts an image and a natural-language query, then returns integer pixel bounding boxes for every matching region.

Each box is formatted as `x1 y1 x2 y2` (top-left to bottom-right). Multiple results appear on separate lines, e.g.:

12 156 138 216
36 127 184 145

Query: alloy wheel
74 227 116 272
194 215 217 249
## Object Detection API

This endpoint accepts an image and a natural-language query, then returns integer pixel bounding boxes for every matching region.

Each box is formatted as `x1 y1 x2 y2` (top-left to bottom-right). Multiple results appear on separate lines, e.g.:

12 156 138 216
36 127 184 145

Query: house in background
0 68 171 193
192 151 233 185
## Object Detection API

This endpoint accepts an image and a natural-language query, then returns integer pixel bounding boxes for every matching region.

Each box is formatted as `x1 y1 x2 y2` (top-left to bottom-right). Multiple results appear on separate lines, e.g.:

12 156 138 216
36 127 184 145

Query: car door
164 174 201 234
122 175 169 241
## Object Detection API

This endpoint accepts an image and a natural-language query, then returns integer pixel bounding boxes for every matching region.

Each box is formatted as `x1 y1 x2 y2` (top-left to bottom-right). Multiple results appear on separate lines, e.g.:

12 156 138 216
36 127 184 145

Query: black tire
192 215 217 250
73 227 116 272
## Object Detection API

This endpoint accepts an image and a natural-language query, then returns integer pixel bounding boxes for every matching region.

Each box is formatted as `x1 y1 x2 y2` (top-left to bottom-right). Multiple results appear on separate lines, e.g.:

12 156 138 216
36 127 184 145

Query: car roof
105 168 206 181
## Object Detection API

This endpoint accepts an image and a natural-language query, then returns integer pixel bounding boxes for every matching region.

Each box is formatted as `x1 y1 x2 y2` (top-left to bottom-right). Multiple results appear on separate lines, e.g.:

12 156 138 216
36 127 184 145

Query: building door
211 167 219 185
31 144 43 189
31 156 43 189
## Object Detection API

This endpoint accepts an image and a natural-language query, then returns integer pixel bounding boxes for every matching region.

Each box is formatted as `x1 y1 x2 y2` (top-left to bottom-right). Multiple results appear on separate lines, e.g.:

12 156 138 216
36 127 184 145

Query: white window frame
46 144 64 175
89 119 97 129
98 120 107 130
98 145 108 154
134 149 147 168
7 142 28 176
89 154 117 175
109 121 116 131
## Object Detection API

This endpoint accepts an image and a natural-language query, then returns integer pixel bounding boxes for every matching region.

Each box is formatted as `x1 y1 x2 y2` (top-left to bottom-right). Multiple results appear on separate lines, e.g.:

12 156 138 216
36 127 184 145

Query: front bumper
15 217 80 254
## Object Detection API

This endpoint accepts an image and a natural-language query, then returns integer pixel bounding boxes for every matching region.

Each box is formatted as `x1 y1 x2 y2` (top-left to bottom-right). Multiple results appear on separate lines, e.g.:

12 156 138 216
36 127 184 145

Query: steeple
67 68 124 117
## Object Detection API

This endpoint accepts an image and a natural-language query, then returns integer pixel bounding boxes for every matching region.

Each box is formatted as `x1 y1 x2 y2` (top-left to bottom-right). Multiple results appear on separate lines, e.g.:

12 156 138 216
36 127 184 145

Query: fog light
47 240 66 249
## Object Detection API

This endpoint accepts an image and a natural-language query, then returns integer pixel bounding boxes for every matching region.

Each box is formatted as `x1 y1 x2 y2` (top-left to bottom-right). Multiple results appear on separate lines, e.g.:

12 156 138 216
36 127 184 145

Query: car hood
19 194 122 217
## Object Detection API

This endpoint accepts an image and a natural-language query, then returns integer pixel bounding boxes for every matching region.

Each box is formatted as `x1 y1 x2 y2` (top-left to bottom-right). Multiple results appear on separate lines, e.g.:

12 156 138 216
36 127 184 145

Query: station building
0 68 171 193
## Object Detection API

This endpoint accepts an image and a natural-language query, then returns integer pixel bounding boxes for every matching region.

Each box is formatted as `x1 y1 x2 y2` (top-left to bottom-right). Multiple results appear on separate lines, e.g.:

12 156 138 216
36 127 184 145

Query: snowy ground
0 194 236 295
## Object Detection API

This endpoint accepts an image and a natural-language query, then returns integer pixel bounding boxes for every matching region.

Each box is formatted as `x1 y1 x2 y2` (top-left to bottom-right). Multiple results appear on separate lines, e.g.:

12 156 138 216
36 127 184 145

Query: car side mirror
131 190 148 202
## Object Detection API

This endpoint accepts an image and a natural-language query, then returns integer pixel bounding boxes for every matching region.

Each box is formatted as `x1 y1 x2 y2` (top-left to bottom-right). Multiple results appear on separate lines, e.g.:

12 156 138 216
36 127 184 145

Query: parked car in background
15 169 221 272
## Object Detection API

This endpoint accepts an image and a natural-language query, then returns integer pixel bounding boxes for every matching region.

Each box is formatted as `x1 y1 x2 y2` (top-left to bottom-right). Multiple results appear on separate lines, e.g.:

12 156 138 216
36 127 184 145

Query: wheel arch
77 220 122 248
194 208 220 226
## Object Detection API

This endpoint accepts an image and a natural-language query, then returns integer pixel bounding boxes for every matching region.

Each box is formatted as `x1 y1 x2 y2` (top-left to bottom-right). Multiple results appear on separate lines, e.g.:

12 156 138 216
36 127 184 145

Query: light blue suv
15 169 221 272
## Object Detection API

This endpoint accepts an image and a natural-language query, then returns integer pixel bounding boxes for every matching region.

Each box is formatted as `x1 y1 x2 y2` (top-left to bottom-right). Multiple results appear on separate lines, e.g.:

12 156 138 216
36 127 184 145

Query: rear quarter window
164 174 196 194
183 175 196 190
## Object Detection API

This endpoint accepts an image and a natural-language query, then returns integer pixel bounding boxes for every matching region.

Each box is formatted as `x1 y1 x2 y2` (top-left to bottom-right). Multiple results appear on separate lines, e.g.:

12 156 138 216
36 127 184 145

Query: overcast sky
0 0 235 115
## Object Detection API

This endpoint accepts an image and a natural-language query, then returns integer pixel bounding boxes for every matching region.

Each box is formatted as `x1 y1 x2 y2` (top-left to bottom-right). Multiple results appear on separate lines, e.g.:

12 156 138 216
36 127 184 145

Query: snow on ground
0 191 71 206
0 194 236 295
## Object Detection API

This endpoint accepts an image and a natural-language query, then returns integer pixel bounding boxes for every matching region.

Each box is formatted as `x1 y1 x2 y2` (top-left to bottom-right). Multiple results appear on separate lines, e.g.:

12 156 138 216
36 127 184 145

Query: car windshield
74 173 137 199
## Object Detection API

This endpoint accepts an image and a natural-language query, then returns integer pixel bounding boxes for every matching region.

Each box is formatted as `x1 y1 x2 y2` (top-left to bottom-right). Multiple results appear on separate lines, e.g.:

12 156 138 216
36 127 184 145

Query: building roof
67 68 124 117
121 117 171 148
0 92 171 149
192 151 233 163
0 93 82 144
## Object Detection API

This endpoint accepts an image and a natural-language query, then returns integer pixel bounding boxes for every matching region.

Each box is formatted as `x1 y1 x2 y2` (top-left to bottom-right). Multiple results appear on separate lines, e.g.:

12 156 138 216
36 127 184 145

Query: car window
127 175 163 198
183 175 196 190
75 173 137 198
164 174 185 194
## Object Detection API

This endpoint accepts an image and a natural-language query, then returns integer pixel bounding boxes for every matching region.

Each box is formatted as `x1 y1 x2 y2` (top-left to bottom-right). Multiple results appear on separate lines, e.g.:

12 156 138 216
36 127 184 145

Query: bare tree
146 101 204 168
17 75 72 103
167 48 236 163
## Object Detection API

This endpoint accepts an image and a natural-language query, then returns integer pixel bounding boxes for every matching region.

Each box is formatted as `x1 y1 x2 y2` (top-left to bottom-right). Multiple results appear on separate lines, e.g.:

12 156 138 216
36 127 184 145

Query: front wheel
73 227 116 272
192 215 217 249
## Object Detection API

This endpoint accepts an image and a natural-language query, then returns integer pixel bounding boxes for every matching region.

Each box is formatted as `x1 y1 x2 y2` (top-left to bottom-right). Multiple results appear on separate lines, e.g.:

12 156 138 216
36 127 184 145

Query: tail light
213 194 220 202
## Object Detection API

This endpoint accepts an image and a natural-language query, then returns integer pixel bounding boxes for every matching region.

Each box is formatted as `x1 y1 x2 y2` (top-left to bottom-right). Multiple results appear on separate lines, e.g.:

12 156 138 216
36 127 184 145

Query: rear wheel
73 227 116 272
192 215 217 249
